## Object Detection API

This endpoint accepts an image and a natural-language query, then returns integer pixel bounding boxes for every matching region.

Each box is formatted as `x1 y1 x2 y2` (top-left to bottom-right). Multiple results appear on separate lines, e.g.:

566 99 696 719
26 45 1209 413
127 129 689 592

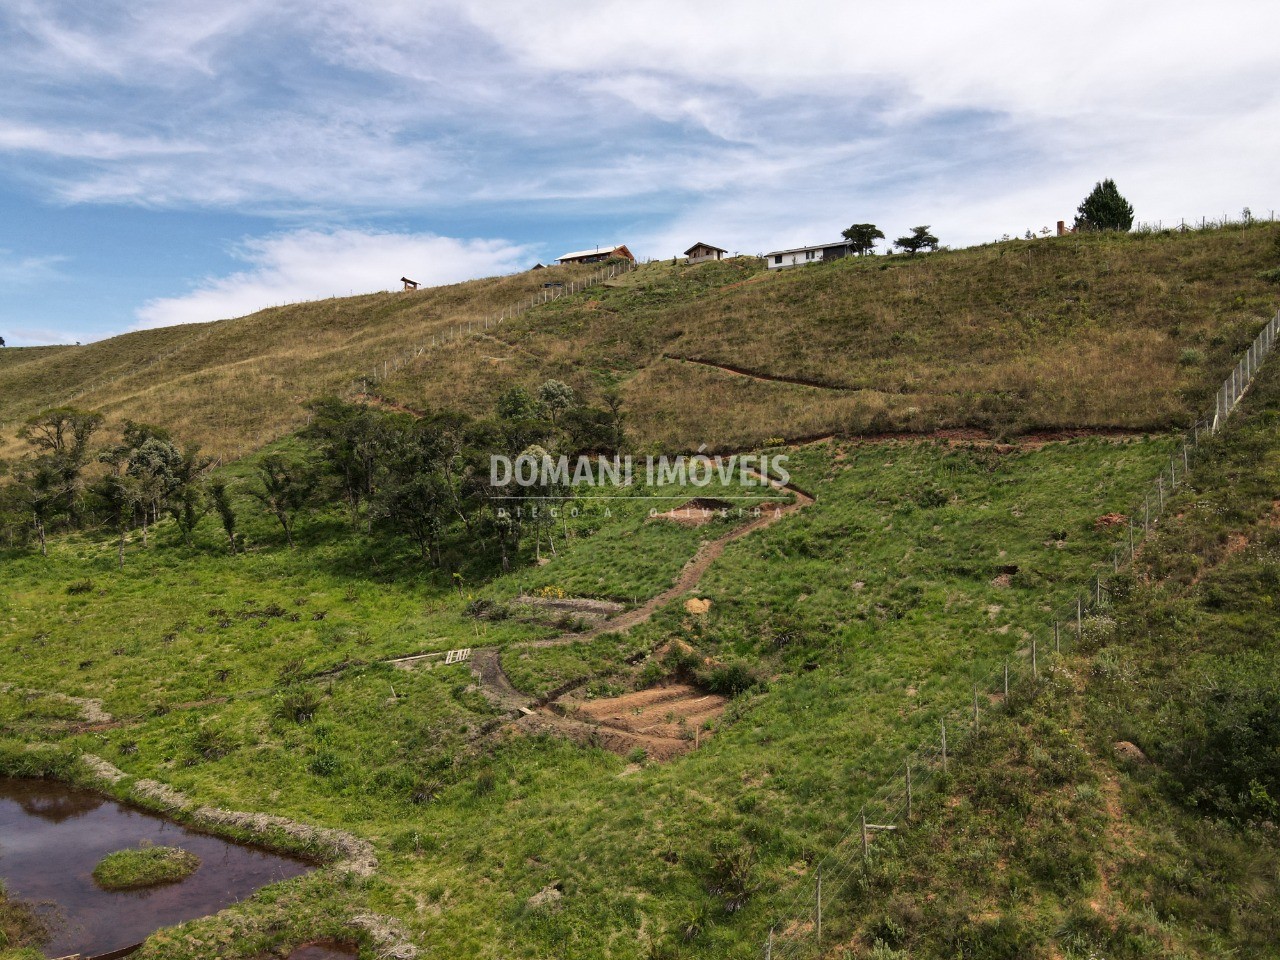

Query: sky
0 1 1276 346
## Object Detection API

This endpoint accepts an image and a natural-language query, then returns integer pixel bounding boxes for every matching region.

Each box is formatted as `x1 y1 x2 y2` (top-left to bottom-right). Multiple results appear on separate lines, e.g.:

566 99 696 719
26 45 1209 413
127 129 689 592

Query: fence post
906 763 913 819
816 863 823 945
766 928 773 960
1032 636 1038 678
974 685 980 730
1053 620 1060 653
1158 476 1164 511
1003 660 1009 698
861 810 869 860
1144 496 1149 531
941 719 948 773
1076 596 1083 639
1183 444 1190 474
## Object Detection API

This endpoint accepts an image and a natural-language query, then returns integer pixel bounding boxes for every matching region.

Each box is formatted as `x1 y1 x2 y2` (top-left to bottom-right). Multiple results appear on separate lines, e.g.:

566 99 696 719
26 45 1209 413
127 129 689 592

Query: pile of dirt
1094 513 1130 528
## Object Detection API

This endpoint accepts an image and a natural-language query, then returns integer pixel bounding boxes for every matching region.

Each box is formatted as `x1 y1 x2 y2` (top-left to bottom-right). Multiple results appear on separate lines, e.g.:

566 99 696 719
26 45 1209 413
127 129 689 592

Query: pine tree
1074 179 1134 232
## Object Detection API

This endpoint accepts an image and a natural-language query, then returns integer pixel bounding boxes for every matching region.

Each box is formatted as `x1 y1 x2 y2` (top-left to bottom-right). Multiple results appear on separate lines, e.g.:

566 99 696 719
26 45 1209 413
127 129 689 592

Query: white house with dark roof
763 241 852 270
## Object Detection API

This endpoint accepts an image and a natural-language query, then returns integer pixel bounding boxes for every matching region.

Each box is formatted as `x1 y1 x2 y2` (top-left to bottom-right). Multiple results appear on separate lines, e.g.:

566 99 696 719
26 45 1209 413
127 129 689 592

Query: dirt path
661 353 855 391
453 472 813 719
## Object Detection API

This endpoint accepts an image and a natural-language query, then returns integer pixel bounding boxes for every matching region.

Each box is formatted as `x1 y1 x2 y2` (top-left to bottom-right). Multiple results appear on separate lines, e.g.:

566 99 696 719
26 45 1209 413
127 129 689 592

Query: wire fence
352 258 636 393
762 309 1280 959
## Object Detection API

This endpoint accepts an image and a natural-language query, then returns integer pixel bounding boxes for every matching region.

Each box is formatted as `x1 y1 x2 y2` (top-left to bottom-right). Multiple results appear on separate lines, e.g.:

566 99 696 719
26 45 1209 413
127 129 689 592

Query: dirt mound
1094 513 1130 528
684 597 712 614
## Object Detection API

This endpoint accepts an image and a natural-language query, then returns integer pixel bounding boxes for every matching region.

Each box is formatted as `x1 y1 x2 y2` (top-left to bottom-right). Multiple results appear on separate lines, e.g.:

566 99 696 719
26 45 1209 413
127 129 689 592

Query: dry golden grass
0 264 596 459
3 226 1277 459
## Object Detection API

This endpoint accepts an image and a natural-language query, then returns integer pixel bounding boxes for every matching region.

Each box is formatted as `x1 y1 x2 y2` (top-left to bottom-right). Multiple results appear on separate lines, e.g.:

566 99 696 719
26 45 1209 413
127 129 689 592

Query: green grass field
2 223 1279 959
0 429 1175 957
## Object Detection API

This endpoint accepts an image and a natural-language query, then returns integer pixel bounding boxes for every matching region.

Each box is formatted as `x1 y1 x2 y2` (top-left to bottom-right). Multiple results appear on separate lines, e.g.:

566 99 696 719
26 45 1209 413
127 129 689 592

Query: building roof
683 241 728 255
763 241 849 257
556 244 628 261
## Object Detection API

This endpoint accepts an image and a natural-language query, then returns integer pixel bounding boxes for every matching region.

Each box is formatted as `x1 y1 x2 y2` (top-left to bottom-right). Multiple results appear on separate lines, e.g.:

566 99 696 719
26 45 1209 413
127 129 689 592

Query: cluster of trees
1 379 623 574
0 409 217 563
294 379 621 570
841 179 1134 256
840 223 939 256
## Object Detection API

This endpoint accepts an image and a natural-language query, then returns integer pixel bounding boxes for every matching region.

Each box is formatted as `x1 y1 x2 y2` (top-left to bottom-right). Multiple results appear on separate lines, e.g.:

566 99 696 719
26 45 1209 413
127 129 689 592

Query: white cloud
0 250 67 285
133 227 531 329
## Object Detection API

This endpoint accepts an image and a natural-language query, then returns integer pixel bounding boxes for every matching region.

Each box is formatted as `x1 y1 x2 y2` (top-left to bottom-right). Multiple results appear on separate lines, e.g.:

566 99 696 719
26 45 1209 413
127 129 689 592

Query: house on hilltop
556 244 635 265
684 242 727 264
762 242 851 270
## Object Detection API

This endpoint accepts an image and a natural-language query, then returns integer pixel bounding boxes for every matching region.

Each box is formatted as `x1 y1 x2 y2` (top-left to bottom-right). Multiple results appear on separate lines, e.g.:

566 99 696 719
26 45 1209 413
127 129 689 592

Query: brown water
0 777 313 958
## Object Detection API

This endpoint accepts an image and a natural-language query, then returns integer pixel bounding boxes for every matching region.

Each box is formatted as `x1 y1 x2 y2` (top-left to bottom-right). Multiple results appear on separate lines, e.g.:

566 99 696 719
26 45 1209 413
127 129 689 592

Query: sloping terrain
815 358 1280 959
2 225 1277 460
0 263 599 459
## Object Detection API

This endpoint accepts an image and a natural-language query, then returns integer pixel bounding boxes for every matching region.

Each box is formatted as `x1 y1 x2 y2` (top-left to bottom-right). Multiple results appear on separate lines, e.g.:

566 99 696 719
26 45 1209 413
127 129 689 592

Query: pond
0 777 314 958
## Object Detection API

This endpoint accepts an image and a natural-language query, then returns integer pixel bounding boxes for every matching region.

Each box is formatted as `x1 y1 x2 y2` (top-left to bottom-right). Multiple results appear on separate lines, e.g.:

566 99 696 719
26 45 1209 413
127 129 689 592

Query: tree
11 456 62 556
305 397 391 525
167 445 213 547
248 454 315 547
93 470 143 569
895 225 939 255
1074 179 1134 232
537 380 576 428
18 408 103 526
208 478 239 555
841 223 885 256
0 336 6 347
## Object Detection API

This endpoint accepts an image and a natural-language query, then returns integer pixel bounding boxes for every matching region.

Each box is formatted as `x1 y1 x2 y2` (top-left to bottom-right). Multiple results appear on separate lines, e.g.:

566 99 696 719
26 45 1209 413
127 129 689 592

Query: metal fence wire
764 310 1279 959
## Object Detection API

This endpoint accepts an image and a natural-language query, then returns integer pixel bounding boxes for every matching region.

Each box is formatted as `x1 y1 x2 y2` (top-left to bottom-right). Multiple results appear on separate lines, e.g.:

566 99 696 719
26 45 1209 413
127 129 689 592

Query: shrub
65 579 95 595
274 688 320 724
701 661 761 696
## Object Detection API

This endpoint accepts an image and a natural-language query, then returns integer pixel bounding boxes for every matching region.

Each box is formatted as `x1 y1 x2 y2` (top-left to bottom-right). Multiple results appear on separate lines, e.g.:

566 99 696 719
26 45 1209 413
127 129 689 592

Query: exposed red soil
652 497 736 526
518 682 726 761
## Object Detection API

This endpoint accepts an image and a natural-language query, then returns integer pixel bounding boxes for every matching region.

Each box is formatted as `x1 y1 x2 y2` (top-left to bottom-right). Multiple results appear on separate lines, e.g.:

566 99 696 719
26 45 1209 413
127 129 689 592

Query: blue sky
1 0 1276 346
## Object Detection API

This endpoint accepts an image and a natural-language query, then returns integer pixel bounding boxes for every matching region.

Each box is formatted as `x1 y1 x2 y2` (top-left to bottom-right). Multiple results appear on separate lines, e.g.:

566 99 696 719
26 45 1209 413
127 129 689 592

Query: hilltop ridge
2 225 1277 459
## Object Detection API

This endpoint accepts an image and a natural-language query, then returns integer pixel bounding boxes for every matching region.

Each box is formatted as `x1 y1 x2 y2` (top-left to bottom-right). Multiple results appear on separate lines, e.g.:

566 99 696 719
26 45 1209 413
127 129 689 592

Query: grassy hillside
0 263 600 460
813 358 1280 959
2 225 1277 461
0 425 1173 957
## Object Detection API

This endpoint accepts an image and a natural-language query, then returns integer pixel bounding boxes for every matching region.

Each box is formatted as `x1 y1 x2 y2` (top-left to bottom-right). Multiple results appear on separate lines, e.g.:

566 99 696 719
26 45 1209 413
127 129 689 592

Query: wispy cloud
0 250 67 285
133 227 531 329
0 0 1276 343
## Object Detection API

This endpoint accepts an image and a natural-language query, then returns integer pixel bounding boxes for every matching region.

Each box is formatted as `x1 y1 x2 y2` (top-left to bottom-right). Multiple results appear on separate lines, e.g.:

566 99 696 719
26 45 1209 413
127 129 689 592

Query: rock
526 882 563 909
1114 740 1149 764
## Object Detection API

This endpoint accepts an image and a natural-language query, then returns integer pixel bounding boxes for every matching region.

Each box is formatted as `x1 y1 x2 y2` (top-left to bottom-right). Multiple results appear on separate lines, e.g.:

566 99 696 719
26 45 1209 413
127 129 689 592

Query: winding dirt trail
422 472 814 720
661 353 856 391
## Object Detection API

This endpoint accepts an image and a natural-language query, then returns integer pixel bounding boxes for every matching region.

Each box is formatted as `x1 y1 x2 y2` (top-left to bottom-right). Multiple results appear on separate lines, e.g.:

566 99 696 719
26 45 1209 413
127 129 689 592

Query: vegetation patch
92 844 201 890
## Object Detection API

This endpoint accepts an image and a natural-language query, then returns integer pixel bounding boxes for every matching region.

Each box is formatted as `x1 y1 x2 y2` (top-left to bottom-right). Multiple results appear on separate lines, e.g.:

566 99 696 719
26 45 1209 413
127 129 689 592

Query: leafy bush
700 661 762 696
